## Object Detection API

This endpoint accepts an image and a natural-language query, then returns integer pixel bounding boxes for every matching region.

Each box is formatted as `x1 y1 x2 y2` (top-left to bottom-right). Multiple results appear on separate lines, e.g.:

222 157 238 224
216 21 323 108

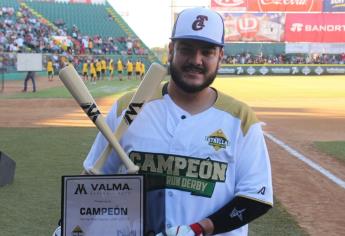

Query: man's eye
179 47 192 54
202 49 215 56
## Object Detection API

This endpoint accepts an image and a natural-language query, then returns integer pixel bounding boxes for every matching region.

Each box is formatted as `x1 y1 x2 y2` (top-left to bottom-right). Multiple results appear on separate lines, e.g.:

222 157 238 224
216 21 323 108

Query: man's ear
219 47 224 61
168 42 174 61
217 47 224 69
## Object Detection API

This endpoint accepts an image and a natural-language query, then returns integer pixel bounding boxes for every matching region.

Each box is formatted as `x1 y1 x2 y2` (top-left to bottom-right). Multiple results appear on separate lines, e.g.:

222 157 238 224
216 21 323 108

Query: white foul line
264 132 345 189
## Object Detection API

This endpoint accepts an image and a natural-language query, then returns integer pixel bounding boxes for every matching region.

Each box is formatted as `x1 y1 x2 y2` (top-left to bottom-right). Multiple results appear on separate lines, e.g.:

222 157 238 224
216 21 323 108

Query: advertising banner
286 43 345 54
218 65 345 75
211 0 323 12
221 13 285 42
285 13 345 42
211 0 248 11
247 0 323 12
323 0 345 12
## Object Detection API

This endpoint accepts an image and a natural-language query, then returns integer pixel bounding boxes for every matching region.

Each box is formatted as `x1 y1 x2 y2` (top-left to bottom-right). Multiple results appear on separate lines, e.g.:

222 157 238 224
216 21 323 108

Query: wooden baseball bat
58 64 139 174
91 62 167 174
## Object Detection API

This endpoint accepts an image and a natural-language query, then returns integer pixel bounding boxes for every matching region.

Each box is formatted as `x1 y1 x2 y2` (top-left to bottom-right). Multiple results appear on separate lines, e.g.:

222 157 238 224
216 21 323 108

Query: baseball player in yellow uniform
135 59 141 80
117 58 123 81
47 59 54 81
101 58 107 80
126 59 133 80
82 7 273 236
140 61 145 80
82 60 89 81
95 59 102 81
90 60 96 84
108 58 114 80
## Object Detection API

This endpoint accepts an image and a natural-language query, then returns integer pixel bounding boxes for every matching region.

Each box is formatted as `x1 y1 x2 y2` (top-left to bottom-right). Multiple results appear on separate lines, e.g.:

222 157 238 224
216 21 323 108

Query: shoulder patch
213 90 259 136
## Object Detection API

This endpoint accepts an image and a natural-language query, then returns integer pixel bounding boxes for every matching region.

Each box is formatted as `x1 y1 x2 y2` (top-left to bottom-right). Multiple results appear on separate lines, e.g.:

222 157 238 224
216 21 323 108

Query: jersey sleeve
83 102 123 174
234 122 273 206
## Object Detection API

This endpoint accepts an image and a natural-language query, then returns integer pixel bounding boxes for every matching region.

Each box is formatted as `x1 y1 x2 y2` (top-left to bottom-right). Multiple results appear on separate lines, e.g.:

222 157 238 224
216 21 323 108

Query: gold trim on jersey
237 194 273 207
213 91 259 136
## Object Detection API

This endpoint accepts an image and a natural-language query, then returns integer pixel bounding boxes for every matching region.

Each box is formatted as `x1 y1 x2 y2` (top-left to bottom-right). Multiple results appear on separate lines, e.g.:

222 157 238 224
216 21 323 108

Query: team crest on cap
192 15 208 31
206 129 229 151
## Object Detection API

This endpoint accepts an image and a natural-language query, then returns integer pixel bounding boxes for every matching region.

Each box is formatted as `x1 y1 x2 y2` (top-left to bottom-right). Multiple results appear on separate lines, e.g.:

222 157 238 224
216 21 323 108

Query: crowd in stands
222 52 345 65
0 5 148 56
1 4 345 73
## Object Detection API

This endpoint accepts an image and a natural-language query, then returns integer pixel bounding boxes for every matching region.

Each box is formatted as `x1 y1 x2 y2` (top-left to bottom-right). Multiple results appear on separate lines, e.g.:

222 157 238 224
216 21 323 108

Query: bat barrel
59 65 139 174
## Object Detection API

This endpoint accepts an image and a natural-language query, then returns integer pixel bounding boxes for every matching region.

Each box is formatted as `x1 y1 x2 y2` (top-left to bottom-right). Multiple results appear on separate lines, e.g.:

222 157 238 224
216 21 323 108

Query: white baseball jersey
84 82 273 236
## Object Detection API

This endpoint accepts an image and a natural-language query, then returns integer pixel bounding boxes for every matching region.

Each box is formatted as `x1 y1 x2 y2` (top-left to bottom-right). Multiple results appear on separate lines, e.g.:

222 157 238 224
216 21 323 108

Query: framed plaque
61 175 144 236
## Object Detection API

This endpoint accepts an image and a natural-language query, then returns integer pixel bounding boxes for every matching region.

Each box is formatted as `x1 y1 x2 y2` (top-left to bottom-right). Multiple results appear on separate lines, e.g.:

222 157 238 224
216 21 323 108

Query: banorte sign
250 0 322 12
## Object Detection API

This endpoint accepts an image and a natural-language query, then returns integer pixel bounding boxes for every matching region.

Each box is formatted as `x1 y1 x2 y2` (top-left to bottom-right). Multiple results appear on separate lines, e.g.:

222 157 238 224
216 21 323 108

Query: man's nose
189 49 203 65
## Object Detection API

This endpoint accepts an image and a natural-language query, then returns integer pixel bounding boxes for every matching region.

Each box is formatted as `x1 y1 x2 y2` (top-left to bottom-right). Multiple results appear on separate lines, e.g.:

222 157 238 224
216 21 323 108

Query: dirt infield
1 77 344 235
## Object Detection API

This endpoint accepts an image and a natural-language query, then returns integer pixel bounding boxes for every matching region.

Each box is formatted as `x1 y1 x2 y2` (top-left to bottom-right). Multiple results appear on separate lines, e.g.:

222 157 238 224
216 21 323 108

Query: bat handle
91 145 113 174
107 135 139 174
89 144 139 175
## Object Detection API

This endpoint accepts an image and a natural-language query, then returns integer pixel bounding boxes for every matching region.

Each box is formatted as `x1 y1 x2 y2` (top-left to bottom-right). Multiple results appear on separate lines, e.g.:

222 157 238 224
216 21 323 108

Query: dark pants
23 71 36 92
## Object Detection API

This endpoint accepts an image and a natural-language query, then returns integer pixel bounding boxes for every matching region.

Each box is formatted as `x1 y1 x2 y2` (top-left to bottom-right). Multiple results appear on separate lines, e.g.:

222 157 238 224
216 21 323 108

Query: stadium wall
218 64 345 76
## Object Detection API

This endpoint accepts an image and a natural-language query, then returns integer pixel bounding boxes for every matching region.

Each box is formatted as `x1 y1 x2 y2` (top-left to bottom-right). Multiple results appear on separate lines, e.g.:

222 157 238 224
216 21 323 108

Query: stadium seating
0 0 20 10
24 1 159 63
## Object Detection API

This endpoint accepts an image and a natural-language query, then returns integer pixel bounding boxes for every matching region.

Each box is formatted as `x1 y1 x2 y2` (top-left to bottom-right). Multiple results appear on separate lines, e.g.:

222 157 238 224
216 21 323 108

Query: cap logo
192 15 208 31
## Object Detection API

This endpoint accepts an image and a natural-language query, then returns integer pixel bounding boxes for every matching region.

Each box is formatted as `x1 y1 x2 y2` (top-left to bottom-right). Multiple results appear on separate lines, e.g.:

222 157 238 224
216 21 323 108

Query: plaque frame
61 174 145 236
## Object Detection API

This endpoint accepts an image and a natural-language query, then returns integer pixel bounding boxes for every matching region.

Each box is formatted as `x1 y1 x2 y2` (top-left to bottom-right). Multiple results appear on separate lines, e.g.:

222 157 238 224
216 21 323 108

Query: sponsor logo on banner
222 13 284 42
237 14 259 40
249 0 322 12
326 68 345 74
211 0 247 11
237 67 244 74
285 13 345 42
260 66 269 75
291 66 299 74
271 67 291 74
324 0 345 12
314 67 324 75
247 66 256 75
218 67 237 74
302 66 311 75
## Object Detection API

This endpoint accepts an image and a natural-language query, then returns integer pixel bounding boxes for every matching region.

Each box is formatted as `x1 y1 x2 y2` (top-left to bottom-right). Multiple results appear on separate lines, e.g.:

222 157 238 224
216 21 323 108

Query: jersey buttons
181 115 186 119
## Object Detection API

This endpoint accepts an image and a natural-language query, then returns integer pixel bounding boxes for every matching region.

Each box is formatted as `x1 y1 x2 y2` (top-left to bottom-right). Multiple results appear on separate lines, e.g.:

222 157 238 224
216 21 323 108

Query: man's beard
169 61 218 93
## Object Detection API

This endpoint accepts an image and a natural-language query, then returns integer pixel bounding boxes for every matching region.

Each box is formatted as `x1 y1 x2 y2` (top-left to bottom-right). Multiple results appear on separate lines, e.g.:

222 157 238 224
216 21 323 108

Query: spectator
22 71 36 92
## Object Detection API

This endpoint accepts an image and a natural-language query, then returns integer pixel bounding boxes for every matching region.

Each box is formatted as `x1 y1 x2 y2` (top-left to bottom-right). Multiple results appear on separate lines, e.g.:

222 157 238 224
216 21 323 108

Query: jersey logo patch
129 151 228 198
258 186 266 195
230 208 246 221
206 129 229 151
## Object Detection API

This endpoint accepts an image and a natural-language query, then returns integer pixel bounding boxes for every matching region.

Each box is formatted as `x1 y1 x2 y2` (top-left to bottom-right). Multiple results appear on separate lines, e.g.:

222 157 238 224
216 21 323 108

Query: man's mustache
182 64 206 73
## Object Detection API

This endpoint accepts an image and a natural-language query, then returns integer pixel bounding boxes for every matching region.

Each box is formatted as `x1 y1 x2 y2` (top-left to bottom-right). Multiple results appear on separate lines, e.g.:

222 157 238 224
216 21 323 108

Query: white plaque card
62 175 144 236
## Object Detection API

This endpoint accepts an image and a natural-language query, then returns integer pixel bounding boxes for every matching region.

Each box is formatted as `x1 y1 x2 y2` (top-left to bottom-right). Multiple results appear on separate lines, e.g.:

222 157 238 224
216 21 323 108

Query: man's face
168 39 224 93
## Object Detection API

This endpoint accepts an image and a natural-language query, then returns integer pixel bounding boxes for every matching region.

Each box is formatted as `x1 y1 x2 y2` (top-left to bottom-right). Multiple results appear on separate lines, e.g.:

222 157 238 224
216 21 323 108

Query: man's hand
156 223 204 236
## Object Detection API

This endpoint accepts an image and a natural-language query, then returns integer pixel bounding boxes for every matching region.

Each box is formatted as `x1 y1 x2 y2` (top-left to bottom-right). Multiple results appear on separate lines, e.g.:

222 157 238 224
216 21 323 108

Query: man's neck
167 81 217 115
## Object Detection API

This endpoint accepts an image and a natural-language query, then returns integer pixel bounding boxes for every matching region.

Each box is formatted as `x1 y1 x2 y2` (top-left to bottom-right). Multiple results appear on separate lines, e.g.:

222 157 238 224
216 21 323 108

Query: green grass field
2 74 344 235
314 141 345 163
0 79 143 99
